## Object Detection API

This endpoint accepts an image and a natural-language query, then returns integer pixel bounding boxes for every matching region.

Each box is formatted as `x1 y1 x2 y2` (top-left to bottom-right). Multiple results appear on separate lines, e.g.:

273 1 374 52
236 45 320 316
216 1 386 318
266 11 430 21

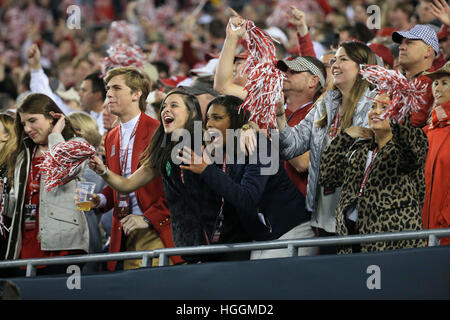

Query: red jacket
423 103 450 245
100 113 182 270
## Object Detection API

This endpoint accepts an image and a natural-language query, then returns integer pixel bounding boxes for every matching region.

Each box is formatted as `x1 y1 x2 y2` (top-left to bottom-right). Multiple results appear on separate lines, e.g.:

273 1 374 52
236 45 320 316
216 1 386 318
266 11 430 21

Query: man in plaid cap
392 24 439 127
276 55 327 197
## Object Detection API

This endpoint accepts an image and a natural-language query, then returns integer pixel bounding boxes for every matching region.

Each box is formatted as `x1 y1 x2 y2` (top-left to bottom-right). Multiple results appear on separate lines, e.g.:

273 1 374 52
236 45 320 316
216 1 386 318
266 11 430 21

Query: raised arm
213 9 247 100
88 156 158 194
27 44 74 115
390 118 428 172
287 6 316 57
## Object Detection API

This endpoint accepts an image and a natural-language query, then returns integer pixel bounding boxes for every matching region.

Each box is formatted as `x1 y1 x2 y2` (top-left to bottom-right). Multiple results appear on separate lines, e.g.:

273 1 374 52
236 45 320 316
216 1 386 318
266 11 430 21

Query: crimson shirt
283 102 314 197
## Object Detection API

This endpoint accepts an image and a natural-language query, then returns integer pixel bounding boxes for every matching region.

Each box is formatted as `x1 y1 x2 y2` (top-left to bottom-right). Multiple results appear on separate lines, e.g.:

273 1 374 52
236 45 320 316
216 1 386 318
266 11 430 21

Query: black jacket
162 160 249 263
200 137 310 241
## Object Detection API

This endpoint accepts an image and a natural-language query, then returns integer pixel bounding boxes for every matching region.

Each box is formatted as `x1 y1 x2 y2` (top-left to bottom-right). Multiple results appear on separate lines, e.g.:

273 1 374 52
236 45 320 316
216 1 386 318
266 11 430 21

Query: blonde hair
68 112 102 148
104 66 151 112
0 113 18 180
316 41 377 129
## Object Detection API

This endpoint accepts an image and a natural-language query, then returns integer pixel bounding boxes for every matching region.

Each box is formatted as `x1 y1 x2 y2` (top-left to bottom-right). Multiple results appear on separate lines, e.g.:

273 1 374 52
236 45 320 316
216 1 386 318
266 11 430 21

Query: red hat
369 43 394 68
160 75 188 88
437 25 449 40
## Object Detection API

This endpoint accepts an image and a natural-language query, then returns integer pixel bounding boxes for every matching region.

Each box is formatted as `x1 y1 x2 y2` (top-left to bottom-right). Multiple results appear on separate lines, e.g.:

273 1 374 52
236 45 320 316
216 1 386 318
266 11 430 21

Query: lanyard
358 148 378 198
28 146 41 205
328 111 341 139
180 156 227 244
211 160 227 243
0 176 8 237
118 115 141 176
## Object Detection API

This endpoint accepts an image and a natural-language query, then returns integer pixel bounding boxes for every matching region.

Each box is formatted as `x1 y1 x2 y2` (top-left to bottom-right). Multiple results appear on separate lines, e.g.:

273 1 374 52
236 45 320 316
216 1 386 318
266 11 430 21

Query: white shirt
29 68 75 115
118 113 142 216
98 113 142 216
90 110 105 135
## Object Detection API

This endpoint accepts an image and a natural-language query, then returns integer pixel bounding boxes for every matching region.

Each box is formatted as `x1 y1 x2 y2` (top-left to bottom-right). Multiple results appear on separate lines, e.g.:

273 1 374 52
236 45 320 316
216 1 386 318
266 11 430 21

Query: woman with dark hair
276 41 378 253
6 93 89 274
89 88 250 262
318 90 428 253
178 95 316 259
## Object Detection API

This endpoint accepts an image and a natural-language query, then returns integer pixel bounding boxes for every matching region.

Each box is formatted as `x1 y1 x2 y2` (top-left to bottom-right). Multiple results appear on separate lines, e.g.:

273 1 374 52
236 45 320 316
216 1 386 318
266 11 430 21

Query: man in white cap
392 24 439 127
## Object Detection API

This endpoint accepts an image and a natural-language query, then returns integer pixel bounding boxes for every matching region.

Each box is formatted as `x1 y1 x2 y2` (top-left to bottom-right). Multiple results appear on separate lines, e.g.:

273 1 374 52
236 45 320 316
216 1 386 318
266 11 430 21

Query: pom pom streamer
108 20 139 46
240 20 286 130
38 140 97 192
100 42 147 77
359 64 429 123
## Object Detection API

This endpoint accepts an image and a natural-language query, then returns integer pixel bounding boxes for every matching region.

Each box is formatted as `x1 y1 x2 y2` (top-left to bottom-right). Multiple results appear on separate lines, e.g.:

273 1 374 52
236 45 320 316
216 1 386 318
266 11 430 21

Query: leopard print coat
318 119 428 253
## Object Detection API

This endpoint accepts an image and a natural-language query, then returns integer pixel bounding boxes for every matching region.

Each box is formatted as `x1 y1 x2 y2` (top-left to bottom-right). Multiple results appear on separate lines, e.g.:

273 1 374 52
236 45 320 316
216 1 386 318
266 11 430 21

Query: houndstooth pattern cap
392 24 439 55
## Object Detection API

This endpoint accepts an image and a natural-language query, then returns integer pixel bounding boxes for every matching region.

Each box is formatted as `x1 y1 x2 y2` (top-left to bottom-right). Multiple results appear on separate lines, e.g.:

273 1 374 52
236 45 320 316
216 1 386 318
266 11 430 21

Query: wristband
142 216 153 229
98 166 109 176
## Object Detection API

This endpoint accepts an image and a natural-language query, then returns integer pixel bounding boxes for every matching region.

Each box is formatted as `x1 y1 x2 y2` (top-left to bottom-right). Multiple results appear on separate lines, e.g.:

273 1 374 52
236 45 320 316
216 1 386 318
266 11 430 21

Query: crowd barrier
1 229 449 300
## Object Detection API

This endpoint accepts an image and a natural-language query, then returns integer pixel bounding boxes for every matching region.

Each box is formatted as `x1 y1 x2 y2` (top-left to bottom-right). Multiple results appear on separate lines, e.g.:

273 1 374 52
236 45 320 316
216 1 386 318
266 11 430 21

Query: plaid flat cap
277 56 326 87
392 24 439 54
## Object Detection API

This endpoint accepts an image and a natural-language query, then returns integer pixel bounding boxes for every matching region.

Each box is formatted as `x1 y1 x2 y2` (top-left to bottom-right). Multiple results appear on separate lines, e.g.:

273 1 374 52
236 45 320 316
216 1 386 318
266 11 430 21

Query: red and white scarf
429 101 450 129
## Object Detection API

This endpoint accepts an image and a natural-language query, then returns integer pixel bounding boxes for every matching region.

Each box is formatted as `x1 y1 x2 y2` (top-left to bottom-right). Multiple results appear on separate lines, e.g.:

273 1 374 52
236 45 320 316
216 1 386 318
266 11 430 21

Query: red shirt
410 70 435 128
20 155 74 265
283 102 314 197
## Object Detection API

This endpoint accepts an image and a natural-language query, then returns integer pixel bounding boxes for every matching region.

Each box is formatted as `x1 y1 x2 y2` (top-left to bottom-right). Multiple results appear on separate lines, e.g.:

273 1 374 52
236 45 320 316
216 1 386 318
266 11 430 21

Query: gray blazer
279 88 375 231
7 133 90 259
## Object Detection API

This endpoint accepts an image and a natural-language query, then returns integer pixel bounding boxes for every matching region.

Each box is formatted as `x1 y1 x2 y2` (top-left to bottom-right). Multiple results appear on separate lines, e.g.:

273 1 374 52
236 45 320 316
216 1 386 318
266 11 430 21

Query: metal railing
0 228 449 277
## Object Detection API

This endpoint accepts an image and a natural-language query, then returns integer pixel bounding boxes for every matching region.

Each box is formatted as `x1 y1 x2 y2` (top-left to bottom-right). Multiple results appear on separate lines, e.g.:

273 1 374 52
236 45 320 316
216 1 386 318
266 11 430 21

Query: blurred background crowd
0 0 448 117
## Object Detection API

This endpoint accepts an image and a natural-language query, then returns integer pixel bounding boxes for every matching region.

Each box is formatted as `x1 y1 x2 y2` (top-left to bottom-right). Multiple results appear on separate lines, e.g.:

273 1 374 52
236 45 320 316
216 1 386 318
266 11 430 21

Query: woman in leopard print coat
318 93 428 253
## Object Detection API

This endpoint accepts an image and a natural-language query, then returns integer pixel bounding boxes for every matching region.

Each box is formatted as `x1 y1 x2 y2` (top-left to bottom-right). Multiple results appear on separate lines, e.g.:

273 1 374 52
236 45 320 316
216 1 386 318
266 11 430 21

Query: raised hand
239 124 258 156
430 0 450 26
27 44 41 70
178 145 211 174
226 8 246 38
287 5 308 36
50 112 66 134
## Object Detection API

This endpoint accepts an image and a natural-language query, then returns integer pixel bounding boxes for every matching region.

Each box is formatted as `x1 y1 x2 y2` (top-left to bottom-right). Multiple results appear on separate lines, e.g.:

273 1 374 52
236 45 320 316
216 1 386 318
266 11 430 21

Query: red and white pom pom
38 140 97 192
108 20 139 46
100 42 147 77
359 64 429 123
239 20 286 130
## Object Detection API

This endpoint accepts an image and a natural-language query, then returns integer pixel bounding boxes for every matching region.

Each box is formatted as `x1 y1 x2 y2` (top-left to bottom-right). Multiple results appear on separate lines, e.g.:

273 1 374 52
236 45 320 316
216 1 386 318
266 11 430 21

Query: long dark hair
206 95 249 130
140 87 202 173
14 93 76 153
206 95 250 157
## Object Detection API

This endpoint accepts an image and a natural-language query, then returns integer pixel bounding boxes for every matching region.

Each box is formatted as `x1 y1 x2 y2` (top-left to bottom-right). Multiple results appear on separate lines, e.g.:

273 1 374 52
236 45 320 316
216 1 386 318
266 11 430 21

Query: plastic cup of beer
76 181 96 211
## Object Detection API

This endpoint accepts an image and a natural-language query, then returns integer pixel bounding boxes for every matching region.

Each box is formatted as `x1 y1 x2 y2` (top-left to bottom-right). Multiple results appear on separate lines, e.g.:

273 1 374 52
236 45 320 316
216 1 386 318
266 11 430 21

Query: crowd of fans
0 0 449 276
